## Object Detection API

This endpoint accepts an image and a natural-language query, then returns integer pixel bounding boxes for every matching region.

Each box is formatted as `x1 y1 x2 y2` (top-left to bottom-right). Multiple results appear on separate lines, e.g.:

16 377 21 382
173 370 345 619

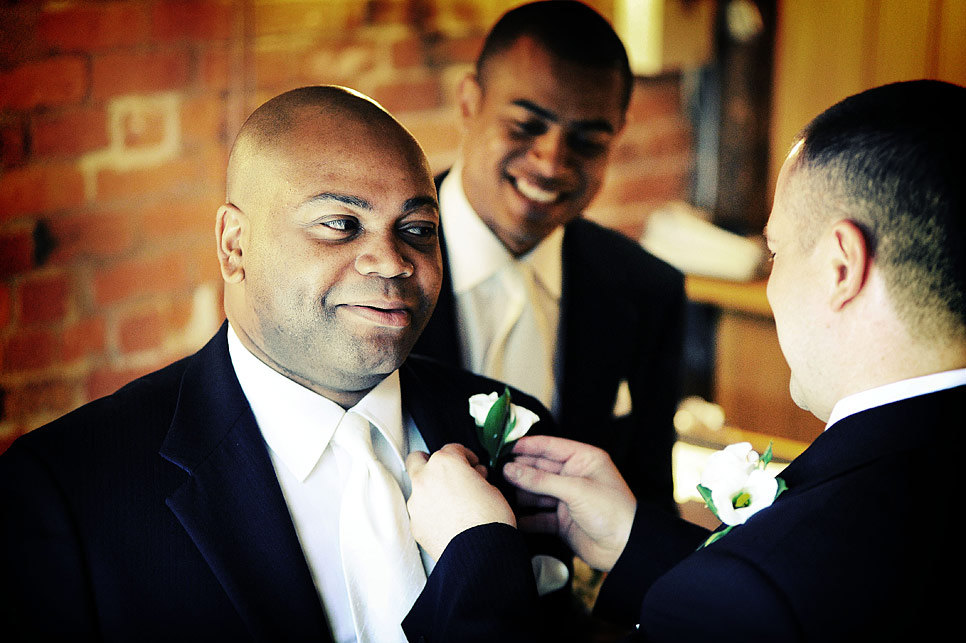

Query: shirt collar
826 368 966 430
226 323 406 481
440 162 563 300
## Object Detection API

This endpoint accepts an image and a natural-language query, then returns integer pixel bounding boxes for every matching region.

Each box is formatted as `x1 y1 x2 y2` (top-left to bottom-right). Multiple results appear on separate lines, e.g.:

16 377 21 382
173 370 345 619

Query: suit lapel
160 324 331 642
400 359 484 456
557 222 631 437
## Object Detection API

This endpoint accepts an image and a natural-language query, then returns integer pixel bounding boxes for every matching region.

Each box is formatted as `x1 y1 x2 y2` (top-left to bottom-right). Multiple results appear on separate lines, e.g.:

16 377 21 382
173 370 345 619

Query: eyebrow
511 99 616 134
304 192 438 215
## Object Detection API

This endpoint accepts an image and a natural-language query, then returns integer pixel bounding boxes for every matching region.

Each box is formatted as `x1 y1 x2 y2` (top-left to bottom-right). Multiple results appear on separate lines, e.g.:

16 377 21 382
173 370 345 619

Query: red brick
95 156 207 203
2 328 58 373
0 162 87 221
4 379 77 422
182 93 228 143
0 56 88 111
31 107 110 158
38 3 148 51
87 363 157 400
627 80 682 124
392 37 425 69
0 282 11 330
91 49 191 102
118 308 165 353
120 105 167 149
18 271 71 325
0 229 34 277
61 316 106 363
93 252 189 306
197 46 233 94
142 195 219 241
47 210 137 264
373 77 442 114
150 0 235 42
1 118 28 167
0 6 41 69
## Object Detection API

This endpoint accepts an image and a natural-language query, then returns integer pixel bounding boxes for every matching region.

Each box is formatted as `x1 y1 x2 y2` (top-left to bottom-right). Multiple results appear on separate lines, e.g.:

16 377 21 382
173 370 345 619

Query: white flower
468 392 540 441
469 390 540 467
707 468 778 526
697 442 785 535
700 442 759 490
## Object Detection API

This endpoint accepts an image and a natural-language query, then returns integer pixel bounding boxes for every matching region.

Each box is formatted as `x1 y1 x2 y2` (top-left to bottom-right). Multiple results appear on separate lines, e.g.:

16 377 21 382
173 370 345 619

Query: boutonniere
468 388 540 469
696 441 787 548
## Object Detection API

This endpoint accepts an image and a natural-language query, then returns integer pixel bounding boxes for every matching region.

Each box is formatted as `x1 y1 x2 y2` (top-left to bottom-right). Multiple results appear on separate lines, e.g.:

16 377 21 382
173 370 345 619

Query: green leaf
775 476 788 500
761 441 774 467
696 484 719 520
481 388 512 467
698 525 734 550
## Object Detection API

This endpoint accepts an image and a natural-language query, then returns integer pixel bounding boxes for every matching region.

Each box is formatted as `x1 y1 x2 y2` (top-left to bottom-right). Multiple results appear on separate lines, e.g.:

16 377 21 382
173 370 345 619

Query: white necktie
483 262 553 408
331 411 425 643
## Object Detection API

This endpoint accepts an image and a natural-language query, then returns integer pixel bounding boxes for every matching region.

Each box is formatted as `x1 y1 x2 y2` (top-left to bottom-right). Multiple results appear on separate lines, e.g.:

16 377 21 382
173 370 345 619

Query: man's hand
503 435 636 572
406 444 516 562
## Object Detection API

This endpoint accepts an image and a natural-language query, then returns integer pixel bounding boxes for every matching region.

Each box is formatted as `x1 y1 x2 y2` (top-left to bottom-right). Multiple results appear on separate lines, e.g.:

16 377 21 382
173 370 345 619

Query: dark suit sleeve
403 523 543 642
0 440 99 639
593 501 709 627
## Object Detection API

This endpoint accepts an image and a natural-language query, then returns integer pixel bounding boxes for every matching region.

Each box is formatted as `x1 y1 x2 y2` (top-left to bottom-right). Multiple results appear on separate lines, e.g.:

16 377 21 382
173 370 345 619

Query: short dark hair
476 1 633 112
791 79 966 339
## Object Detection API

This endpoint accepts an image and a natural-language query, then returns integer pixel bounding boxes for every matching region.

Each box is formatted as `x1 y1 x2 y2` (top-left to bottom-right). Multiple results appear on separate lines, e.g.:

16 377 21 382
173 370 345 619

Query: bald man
0 86 561 642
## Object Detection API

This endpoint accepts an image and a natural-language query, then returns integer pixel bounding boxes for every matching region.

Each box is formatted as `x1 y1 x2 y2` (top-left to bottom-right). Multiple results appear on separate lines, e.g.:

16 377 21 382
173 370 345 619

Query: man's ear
216 204 248 284
457 72 483 123
828 219 870 311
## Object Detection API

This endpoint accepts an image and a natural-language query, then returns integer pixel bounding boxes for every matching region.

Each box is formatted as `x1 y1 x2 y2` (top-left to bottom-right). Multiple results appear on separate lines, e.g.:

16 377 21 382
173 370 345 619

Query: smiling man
413 0 685 510
0 86 558 642
403 79 966 642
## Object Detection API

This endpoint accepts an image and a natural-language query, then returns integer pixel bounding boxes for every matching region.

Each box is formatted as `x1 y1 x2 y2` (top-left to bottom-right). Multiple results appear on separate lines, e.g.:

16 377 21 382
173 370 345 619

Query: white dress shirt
226 325 431 643
439 163 564 414
825 368 966 430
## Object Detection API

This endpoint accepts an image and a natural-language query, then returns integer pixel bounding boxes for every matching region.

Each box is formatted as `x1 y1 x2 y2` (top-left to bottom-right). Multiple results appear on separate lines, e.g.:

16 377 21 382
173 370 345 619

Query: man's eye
400 222 438 240
512 119 547 137
321 217 359 232
568 134 609 157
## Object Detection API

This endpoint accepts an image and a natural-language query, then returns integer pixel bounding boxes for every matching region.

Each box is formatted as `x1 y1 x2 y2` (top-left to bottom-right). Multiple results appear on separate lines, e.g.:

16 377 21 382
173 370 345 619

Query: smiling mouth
341 304 412 328
511 176 564 204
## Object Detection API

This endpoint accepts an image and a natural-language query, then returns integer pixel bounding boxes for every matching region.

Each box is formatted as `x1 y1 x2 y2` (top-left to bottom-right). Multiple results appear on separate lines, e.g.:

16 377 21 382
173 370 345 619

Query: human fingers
405 450 430 476
514 489 558 511
511 435 590 463
503 459 591 505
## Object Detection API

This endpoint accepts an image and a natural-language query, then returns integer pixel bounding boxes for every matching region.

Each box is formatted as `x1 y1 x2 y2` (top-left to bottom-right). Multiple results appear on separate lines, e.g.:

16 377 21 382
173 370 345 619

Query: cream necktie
331 411 425 643
483 262 553 408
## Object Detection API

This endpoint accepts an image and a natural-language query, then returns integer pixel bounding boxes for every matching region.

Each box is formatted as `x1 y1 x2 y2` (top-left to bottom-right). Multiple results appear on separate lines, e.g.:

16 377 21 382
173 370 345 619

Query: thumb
405 450 430 476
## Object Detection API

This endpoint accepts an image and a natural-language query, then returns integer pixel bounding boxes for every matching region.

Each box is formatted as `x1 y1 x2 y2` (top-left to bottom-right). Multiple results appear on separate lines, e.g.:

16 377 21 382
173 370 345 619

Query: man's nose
527 128 569 176
354 231 414 278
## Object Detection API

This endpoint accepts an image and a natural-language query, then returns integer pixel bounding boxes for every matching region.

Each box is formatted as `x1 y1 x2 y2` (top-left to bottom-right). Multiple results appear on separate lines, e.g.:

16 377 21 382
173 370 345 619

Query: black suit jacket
0 321 558 641
403 385 965 642
414 171 686 509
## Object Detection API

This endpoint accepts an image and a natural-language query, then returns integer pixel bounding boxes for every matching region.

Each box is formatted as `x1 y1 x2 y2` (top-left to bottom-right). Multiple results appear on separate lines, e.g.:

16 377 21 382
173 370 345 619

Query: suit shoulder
6 356 191 458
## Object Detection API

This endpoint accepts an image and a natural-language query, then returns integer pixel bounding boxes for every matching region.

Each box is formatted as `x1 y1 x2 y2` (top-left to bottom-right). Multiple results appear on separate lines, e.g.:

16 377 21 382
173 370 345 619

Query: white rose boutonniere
469 387 540 468
696 441 787 548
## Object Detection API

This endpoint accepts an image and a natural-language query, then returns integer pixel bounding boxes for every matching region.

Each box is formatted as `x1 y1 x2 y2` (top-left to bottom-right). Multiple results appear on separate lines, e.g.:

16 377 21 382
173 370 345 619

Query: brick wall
0 0 693 452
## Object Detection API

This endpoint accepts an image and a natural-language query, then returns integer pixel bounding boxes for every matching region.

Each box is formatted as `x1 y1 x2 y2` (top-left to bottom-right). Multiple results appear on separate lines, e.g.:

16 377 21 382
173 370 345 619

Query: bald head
226 85 428 211
215 85 441 406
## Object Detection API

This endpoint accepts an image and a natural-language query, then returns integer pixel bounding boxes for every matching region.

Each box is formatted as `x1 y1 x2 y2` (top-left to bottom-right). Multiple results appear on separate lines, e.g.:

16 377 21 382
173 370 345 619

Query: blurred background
2 0 964 456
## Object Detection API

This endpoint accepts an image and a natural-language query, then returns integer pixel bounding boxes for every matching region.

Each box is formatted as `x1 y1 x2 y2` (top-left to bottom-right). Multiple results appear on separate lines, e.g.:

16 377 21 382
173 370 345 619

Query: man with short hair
403 79 966 641
413 0 685 510
0 86 558 642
